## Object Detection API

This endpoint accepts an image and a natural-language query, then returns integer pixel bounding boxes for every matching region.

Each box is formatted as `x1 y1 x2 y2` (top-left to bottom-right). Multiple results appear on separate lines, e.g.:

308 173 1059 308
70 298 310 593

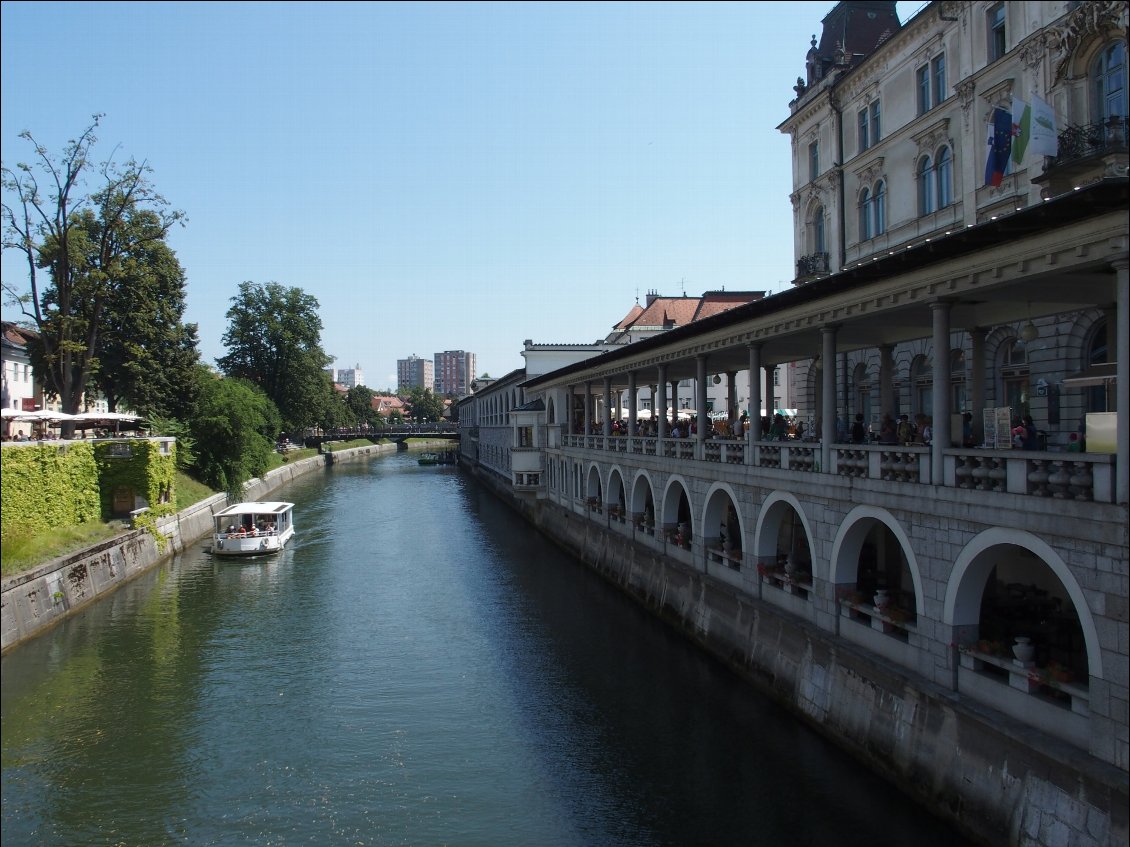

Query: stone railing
557 436 1115 502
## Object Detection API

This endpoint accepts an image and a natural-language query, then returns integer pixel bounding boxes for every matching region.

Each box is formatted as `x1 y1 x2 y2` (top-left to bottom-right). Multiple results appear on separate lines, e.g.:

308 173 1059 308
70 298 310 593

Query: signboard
21 398 36 411
983 406 1013 449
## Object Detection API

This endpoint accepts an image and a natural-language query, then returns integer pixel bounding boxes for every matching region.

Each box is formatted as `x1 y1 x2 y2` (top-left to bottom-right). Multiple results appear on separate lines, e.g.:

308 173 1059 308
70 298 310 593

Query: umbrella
1 408 23 419
14 409 78 422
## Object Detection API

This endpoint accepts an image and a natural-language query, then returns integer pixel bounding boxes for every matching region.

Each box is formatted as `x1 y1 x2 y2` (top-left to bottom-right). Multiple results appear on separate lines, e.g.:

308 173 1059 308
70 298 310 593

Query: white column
821 326 838 472
748 343 762 464
656 364 668 445
584 382 592 436
602 377 612 437
970 327 987 446
931 301 952 483
1115 258 1129 505
628 372 638 437
696 355 708 455
879 344 894 428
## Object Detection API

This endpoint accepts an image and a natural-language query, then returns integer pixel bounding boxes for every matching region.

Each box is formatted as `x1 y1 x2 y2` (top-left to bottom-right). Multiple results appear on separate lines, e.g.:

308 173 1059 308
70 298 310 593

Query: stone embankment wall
467 466 1128 847
0 442 406 653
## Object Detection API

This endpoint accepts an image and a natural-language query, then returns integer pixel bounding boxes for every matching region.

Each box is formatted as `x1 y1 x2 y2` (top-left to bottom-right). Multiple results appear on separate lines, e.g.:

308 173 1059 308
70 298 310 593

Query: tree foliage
345 385 378 428
188 370 279 493
404 386 445 422
217 281 331 433
1 116 188 430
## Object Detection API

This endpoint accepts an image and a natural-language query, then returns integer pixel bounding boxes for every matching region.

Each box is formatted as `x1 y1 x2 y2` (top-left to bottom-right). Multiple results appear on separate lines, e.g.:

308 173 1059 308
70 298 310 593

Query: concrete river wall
466 466 1128 847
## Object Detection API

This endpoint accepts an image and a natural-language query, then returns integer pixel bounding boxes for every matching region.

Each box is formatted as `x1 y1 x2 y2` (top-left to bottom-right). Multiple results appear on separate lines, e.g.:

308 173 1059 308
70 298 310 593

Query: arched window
874 179 886 235
936 146 953 208
812 205 826 255
1086 319 1112 413
1092 42 1127 124
859 187 873 241
911 355 933 416
950 348 967 412
917 156 935 216
853 361 871 424
1001 338 1030 418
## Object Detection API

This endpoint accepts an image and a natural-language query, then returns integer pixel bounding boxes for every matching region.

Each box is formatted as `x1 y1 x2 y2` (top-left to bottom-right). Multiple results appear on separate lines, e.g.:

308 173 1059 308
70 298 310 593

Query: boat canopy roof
214 501 294 518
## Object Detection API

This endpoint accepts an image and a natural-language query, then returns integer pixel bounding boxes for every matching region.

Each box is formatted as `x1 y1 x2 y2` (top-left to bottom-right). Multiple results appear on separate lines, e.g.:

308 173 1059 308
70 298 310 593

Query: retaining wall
467 465 1128 847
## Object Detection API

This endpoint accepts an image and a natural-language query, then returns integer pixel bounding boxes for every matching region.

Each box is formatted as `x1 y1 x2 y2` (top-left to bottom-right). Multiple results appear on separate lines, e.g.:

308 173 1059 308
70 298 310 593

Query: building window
933 55 947 106
918 55 947 113
858 107 870 152
917 155 935 215
911 356 932 417
1093 42 1127 125
1086 320 1112 413
859 187 873 240
812 205 826 255
936 146 953 208
809 140 820 182
1001 338 1030 418
950 349 967 412
874 180 886 235
870 100 881 143
988 3 1007 63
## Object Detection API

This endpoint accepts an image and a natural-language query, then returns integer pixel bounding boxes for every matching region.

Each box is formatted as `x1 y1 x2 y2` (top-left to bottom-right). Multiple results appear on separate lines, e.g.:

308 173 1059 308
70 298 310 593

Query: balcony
1035 117 1129 197
795 251 830 281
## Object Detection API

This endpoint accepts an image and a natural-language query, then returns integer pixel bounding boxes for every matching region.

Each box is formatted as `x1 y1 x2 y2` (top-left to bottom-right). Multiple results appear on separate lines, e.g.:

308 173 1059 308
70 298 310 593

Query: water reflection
2 453 973 846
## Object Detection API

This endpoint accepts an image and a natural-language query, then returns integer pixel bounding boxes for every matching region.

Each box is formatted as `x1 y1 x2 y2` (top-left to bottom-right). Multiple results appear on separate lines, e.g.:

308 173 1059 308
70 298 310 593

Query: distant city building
397 354 434 392
433 350 476 397
336 365 365 390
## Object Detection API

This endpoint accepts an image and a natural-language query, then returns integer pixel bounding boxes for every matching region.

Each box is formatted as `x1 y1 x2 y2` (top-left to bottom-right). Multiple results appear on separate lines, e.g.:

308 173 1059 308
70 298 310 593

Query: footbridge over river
302 424 460 451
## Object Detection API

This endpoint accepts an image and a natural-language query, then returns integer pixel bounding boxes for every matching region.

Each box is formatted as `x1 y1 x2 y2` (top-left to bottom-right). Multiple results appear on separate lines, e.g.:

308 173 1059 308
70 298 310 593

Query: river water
2 452 974 846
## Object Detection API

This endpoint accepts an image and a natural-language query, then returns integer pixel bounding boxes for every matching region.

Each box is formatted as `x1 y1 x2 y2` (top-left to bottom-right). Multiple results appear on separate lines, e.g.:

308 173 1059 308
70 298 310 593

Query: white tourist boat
211 501 296 557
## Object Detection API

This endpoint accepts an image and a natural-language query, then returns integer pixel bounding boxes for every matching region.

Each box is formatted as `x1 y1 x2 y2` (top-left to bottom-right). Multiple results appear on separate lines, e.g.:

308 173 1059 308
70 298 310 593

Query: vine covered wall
0 443 100 539
0 439 177 543
94 439 177 520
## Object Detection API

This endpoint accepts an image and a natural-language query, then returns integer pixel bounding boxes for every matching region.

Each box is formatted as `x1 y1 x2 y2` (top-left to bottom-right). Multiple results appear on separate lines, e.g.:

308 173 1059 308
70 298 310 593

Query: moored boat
212 501 296 557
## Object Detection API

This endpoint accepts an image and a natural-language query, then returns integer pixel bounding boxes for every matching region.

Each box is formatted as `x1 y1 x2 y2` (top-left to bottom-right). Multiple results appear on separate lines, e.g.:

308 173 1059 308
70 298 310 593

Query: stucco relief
1046 0 1128 82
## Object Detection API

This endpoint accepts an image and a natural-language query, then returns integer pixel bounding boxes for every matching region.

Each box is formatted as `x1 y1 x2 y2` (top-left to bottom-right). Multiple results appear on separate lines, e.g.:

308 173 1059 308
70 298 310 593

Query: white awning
1062 363 1117 387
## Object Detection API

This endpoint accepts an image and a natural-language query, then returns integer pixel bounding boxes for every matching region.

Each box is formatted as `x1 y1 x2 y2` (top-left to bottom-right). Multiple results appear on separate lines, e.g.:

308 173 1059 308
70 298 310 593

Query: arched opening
974 550 1088 688
703 486 743 566
607 469 626 521
844 519 917 627
585 465 603 511
661 480 693 549
630 474 656 535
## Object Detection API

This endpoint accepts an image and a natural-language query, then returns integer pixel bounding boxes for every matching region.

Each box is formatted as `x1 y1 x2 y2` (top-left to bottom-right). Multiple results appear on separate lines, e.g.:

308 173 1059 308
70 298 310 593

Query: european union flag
984 107 1013 187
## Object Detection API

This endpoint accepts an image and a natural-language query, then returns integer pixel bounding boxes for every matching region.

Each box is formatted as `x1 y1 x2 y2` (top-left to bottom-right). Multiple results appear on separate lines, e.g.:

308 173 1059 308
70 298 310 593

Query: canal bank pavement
0 441 418 653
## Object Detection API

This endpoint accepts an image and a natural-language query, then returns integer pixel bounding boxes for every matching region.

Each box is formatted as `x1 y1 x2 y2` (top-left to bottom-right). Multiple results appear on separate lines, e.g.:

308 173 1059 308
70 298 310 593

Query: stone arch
829 505 925 615
584 463 603 503
755 491 819 580
630 470 657 528
944 527 1103 678
606 466 627 512
702 482 744 554
660 475 694 537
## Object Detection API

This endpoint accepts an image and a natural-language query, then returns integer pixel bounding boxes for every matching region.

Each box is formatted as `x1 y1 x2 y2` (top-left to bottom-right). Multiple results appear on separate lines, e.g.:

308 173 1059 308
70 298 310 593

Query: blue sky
2 1 918 390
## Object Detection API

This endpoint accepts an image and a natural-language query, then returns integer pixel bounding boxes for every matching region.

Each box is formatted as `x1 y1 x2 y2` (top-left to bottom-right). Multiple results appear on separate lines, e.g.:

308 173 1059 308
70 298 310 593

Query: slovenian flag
984 106 1013 187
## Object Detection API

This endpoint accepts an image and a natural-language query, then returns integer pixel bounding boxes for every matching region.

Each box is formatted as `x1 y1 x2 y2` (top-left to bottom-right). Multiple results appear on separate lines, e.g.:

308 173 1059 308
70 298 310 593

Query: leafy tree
404 386 444 423
217 281 331 434
189 372 280 493
68 207 200 418
345 385 377 428
1 116 186 431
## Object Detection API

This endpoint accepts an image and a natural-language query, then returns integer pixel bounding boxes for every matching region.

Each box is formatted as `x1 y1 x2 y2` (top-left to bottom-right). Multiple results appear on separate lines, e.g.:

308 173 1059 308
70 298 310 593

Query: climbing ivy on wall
0 439 178 543
0 443 100 539
94 440 178 520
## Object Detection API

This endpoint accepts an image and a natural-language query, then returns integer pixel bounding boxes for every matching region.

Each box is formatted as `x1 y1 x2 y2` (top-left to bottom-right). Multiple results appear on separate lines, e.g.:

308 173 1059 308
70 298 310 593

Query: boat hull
212 527 294 557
